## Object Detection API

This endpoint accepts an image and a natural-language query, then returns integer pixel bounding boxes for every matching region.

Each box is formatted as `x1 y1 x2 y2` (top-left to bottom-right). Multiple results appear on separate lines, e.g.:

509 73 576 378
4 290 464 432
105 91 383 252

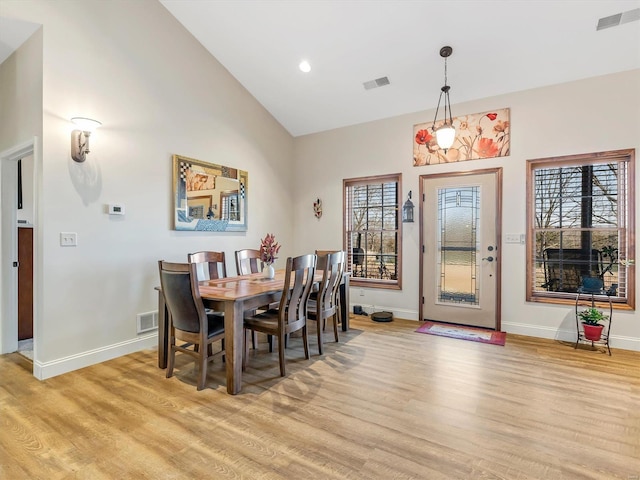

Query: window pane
527 150 633 308
344 175 401 288
437 187 479 305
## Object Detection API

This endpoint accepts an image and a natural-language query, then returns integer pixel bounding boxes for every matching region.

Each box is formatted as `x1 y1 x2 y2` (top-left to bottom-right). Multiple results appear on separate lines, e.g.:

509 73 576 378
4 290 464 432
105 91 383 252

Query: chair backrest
317 251 345 312
188 251 227 280
158 261 205 334
235 248 263 275
278 254 317 331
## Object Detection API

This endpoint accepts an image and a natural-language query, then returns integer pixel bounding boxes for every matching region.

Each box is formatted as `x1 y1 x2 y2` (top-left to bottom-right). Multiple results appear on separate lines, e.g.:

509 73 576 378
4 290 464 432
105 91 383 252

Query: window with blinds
344 174 402 289
526 150 635 308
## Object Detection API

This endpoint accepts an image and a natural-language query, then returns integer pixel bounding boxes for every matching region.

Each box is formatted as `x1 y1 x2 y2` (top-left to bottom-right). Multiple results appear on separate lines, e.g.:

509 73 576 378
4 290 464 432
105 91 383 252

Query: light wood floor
1 316 639 480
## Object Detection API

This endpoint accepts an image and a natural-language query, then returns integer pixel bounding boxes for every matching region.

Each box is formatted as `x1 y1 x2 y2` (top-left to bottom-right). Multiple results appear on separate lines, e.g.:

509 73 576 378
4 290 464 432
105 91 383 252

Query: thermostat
108 204 125 215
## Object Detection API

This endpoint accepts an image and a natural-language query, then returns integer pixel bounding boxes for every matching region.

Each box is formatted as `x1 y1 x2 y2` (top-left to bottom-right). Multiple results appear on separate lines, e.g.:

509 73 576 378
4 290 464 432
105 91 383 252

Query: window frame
343 173 402 290
525 149 635 309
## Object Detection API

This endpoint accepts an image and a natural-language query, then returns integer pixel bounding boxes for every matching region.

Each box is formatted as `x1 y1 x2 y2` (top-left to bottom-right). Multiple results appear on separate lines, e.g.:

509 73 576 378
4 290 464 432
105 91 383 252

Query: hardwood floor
1 316 639 479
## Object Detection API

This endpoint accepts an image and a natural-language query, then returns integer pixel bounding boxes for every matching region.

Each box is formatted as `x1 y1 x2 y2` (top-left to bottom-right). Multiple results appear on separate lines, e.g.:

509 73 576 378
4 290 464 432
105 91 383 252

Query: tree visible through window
526 150 635 308
344 174 401 289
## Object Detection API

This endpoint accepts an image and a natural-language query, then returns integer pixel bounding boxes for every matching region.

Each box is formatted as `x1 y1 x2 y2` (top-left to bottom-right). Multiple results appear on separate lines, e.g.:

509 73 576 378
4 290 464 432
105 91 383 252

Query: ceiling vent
597 8 640 30
363 76 390 90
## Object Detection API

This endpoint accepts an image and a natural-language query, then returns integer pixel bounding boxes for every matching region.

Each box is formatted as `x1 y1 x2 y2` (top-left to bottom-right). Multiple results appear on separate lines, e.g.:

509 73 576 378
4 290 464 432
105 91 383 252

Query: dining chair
188 250 228 323
158 260 225 391
188 251 227 281
308 251 345 354
242 254 317 376
234 248 264 276
235 248 278 349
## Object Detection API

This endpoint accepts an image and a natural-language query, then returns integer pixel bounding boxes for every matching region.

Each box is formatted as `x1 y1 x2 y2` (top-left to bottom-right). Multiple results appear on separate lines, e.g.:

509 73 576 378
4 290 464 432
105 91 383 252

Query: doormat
415 321 506 346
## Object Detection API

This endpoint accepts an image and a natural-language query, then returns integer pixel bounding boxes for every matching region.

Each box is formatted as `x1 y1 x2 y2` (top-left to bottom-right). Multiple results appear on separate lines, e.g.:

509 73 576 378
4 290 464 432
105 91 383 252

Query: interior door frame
418 167 503 330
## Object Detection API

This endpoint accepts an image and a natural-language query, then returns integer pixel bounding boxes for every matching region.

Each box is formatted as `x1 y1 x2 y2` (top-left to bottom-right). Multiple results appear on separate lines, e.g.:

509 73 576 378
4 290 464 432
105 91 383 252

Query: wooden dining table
156 269 350 395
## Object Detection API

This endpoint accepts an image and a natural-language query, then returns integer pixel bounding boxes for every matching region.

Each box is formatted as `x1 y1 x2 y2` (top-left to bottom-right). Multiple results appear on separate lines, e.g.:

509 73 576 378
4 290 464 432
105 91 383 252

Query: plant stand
575 277 613 355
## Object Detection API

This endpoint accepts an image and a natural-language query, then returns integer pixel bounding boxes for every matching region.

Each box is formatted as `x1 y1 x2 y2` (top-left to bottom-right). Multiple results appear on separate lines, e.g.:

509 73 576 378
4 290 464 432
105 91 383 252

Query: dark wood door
18 227 33 340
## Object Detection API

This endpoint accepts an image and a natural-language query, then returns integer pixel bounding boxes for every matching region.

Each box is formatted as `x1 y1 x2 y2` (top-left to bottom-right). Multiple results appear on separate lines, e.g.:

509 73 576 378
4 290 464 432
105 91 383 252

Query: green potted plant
578 307 608 341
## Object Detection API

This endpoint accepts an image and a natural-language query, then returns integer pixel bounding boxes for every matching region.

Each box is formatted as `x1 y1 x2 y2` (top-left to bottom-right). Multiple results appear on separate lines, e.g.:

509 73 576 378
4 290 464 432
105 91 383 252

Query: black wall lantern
402 191 414 223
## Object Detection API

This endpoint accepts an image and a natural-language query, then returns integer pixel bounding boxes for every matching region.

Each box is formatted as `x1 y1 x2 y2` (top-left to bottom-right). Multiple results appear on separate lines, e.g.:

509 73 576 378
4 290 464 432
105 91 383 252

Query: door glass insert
437 186 480 305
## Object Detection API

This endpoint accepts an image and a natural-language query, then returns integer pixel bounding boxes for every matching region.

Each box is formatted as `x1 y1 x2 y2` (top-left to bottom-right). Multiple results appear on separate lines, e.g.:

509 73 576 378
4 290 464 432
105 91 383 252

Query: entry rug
415 321 506 346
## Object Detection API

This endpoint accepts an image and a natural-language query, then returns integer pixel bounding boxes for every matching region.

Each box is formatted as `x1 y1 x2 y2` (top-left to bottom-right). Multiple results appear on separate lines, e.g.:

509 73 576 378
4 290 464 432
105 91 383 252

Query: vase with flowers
260 233 281 279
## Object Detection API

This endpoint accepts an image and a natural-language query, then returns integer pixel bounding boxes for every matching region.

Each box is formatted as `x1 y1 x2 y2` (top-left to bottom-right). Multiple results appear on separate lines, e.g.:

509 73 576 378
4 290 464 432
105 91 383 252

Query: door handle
482 256 494 262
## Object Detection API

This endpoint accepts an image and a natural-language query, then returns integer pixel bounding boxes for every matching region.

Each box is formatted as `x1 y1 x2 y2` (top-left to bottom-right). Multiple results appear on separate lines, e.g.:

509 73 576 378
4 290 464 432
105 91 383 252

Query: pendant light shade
432 46 455 152
435 124 455 150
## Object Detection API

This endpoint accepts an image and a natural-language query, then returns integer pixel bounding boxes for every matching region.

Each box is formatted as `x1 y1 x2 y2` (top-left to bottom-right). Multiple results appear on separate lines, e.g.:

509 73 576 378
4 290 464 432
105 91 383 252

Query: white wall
2 0 295 377
293 69 640 351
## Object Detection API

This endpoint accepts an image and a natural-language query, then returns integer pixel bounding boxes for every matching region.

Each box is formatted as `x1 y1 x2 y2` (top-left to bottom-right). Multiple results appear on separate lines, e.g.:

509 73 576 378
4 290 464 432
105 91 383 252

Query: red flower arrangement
259 233 281 265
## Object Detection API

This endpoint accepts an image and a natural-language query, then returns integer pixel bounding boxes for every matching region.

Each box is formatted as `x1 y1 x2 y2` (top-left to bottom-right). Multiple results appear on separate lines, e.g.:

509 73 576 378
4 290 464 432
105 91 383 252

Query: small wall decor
313 198 322 219
413 108 510 166
173 154 248 231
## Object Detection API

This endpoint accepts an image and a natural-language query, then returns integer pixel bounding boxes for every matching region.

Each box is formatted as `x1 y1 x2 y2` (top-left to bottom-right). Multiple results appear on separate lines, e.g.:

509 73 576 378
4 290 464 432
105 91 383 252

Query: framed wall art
172 154 248 231
413 108 510 166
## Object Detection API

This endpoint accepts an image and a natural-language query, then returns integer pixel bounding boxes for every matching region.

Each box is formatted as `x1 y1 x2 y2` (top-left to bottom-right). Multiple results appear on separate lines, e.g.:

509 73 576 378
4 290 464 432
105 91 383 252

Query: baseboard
32 333 158 380
501 321 640 352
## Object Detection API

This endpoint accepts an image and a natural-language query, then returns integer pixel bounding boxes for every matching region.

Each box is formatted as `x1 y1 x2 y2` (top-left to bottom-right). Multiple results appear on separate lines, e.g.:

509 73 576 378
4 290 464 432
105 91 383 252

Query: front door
420 169 501 329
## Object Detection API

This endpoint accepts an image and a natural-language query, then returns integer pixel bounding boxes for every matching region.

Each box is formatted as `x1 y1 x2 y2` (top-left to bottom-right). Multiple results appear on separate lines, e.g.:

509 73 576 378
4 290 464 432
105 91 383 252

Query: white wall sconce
402 191 414 223
70 117 102 162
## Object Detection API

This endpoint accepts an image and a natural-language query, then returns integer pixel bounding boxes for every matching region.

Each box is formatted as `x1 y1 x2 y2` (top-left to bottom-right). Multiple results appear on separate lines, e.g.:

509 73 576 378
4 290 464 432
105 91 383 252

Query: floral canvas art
413 108 510 166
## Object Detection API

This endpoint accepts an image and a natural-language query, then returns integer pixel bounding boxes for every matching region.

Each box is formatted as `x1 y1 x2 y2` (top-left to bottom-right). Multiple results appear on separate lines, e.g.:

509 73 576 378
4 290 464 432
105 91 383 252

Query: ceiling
159 0 640 137
2 2 639 137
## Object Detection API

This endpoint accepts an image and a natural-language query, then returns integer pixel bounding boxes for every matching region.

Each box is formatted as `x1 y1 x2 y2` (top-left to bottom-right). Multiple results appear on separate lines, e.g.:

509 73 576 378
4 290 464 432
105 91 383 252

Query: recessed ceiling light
299 60 311 73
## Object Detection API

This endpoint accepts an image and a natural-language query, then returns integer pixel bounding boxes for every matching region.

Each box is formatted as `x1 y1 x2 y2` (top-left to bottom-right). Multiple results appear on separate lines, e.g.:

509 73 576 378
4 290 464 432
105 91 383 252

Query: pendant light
432 46 455 152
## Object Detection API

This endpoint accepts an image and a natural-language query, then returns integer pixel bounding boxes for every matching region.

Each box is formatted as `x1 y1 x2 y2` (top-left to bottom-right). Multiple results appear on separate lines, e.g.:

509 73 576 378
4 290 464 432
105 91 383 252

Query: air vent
363 76 391 90
597 8 640 30
137 311 158 334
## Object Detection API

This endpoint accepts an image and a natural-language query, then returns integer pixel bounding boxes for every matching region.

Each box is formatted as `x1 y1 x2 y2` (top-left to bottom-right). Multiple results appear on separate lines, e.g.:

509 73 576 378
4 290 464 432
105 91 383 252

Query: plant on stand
578 307 608 341
260 233 281 279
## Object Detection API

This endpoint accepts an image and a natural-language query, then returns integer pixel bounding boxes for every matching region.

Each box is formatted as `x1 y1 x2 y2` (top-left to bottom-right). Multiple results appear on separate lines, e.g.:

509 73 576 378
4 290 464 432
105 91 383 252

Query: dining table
156 269 350 395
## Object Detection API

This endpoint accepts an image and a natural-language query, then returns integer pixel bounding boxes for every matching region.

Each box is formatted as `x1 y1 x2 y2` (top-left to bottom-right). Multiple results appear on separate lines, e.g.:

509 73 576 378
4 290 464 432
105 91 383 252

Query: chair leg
302 325 310 360
242 328 248 371
197 345 207 391
166 342 176 379
277 332 286 377
333 311 340 343
251 329 258 349
316 318 324 355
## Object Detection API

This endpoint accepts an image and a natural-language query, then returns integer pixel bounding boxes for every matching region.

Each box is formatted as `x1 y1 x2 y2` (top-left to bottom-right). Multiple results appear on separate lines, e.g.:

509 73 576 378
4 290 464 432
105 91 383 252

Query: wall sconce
70 117 102 162
402 191 414 223
432 46 455 152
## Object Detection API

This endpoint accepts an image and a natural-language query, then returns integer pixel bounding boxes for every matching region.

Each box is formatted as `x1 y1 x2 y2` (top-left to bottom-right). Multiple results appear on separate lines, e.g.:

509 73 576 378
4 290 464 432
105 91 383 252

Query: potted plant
578 307 608 341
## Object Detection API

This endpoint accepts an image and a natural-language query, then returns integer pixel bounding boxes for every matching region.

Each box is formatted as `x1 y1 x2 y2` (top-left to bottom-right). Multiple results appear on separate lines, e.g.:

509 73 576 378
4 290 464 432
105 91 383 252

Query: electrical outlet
60 232 77 247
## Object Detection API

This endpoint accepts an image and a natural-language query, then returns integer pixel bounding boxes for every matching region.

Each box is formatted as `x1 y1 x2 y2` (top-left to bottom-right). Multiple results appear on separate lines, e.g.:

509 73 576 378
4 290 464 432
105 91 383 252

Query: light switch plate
505 233 524 244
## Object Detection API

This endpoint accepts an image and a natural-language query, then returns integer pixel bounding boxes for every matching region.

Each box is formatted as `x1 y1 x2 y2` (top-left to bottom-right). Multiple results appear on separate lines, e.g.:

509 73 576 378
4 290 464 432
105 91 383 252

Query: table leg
225 300 245 395
157 290 168 369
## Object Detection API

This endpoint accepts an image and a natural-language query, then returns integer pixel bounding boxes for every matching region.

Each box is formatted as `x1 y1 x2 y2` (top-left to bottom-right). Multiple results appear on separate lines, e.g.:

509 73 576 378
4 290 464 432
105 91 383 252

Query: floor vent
137 311 158 334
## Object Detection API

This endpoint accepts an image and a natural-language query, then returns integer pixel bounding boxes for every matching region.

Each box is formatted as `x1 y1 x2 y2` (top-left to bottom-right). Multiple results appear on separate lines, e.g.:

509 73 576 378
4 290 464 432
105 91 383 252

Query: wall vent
363 76 391 90
137 311 158 334
597 8 640 30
